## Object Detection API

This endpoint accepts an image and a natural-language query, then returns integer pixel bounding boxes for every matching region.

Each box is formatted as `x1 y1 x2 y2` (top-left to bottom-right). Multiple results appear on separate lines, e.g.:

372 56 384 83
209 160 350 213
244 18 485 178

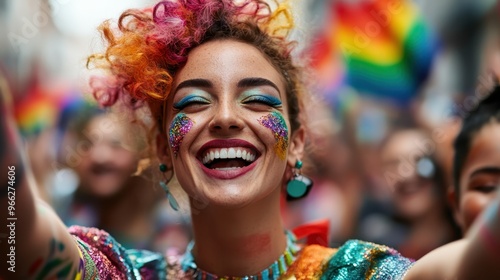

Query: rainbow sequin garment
69 226 166 280
69 226 414 279
320 240 415 279
283 240 414 280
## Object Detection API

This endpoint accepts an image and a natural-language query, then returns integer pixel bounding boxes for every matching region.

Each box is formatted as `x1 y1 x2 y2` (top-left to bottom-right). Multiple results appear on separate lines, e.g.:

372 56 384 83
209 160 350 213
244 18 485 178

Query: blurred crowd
1 0 500 259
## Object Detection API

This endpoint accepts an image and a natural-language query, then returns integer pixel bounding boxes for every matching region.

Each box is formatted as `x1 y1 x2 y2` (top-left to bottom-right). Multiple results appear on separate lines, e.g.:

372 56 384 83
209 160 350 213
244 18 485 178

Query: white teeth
215 167 242 170
228 148 236 158
203 154 209 164
201 147 257 165
220 148 228 159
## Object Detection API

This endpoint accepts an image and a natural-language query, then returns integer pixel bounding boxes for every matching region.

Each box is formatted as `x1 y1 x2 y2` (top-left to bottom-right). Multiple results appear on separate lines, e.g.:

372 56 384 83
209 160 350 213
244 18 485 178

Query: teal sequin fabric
321 240 414 280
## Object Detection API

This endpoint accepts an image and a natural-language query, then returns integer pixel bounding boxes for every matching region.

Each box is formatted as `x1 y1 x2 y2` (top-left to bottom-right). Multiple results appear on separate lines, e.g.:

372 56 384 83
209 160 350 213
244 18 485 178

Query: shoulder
284 244 337 279
285 240 414 280
322 240 414 280
69 226 167 280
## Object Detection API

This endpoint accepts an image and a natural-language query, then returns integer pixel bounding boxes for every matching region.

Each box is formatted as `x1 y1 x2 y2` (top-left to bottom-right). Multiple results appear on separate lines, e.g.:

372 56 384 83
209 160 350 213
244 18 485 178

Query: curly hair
87 0 307 166
89 0 303 121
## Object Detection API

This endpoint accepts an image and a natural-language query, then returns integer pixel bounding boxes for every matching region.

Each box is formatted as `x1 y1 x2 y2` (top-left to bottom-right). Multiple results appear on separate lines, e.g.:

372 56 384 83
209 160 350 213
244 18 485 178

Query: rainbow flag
309 0 438 106
14 86 60 138
306 26 345 106
14 85 94 138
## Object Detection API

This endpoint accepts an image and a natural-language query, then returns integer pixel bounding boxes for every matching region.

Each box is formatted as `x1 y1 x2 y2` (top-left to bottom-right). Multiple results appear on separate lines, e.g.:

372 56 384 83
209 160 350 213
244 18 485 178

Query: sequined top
69 226 414 280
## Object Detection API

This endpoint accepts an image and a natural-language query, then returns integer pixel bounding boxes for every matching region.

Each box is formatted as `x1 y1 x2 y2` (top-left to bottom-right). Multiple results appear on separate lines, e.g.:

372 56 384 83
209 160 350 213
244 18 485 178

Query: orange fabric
283 245 337 280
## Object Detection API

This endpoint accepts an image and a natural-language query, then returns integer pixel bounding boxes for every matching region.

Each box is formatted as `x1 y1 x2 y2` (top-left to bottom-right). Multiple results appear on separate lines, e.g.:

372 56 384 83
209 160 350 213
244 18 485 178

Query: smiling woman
3 0 500 279
83 0 416 277
159 40 296 210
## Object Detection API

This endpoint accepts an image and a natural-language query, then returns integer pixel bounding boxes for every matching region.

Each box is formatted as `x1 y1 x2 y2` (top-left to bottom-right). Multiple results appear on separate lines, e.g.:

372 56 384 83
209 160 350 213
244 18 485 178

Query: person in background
51 101 191 252
283 101 362 246
377 129 460 259
450 84 500 234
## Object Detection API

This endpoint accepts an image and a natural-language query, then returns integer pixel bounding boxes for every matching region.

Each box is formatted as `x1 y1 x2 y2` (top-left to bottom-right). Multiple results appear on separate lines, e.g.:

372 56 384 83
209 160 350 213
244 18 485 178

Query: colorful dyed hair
87 0 304 136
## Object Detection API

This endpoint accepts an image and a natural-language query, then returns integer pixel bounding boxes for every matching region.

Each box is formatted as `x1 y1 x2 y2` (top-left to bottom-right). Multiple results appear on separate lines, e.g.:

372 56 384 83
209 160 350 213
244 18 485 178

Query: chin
209 191 251 208
89 183 123 197
205 185 278 211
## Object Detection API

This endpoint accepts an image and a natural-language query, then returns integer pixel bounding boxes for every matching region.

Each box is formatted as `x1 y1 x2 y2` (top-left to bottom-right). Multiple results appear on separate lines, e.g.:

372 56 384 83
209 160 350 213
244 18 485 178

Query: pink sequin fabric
69 226 166 280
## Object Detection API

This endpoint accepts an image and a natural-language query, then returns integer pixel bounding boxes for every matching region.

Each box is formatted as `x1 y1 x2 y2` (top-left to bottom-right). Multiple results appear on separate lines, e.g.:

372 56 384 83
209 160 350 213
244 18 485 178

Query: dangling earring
159 163 179 211
286 160 313 201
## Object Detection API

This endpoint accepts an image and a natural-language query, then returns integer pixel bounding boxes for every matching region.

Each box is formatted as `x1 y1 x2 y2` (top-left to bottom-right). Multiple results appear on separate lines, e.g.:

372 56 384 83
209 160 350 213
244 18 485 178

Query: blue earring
286 160 313 201
159 163 179 211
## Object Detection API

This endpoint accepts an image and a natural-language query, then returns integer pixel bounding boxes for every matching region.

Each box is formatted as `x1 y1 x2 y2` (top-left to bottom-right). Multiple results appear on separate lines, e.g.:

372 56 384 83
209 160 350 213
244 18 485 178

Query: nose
89 142 113 164
208 98 244 134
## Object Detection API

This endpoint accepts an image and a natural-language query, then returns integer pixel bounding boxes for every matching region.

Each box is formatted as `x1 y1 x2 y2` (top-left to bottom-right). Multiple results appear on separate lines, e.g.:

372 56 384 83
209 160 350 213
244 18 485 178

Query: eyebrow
173 77 281 95
173 79 213 94
237 77 281 94
469 167 500 179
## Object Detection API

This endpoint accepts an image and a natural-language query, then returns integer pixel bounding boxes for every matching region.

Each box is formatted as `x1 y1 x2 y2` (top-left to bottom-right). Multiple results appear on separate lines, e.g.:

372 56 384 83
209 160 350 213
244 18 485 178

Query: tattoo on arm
28 238 83 280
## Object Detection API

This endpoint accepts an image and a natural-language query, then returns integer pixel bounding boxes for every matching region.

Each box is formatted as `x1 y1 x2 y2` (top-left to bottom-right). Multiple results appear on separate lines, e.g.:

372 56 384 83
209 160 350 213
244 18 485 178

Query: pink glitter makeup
258 112 289 160
169 113 194 156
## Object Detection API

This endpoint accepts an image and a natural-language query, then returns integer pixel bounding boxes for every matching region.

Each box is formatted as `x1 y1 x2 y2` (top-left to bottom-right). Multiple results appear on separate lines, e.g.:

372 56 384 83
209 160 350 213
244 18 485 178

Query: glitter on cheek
258 112 289 160
168 113 194 156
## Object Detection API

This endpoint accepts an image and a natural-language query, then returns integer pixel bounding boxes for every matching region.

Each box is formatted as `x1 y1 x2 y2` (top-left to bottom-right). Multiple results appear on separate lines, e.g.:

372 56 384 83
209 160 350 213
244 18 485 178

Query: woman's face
458 123 500 232
161 39 302 208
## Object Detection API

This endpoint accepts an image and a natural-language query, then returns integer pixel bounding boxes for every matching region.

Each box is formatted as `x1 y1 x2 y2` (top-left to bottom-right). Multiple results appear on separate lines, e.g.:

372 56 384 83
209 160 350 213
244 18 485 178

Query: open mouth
201 147 257 170
395 181 421 196
90 165 119 176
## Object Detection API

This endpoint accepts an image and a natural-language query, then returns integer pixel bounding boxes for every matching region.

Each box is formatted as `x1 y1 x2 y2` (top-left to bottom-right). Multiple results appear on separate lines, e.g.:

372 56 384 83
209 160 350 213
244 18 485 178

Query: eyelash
173 96 210 110
474 185 497 193
243 95 282 107
173 94 281 110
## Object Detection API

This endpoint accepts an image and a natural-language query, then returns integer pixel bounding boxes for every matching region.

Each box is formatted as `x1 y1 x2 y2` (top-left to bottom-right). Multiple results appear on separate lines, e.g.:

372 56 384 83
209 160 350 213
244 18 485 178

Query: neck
411 204 449 230
189 187 286 277
408 205 454 247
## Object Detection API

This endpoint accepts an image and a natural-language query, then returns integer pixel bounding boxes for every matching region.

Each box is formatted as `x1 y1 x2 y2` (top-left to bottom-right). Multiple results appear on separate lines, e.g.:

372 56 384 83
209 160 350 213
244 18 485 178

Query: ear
156 132 173 168
447 186 465 233
287 126 305 168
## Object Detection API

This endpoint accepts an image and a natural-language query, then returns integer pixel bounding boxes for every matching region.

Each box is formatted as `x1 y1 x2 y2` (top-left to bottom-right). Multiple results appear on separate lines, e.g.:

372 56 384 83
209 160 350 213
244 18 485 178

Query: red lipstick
197 139 260 180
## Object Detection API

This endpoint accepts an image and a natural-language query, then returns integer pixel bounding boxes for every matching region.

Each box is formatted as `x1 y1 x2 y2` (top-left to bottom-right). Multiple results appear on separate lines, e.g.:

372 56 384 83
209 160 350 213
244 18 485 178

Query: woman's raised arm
0 77 81 279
